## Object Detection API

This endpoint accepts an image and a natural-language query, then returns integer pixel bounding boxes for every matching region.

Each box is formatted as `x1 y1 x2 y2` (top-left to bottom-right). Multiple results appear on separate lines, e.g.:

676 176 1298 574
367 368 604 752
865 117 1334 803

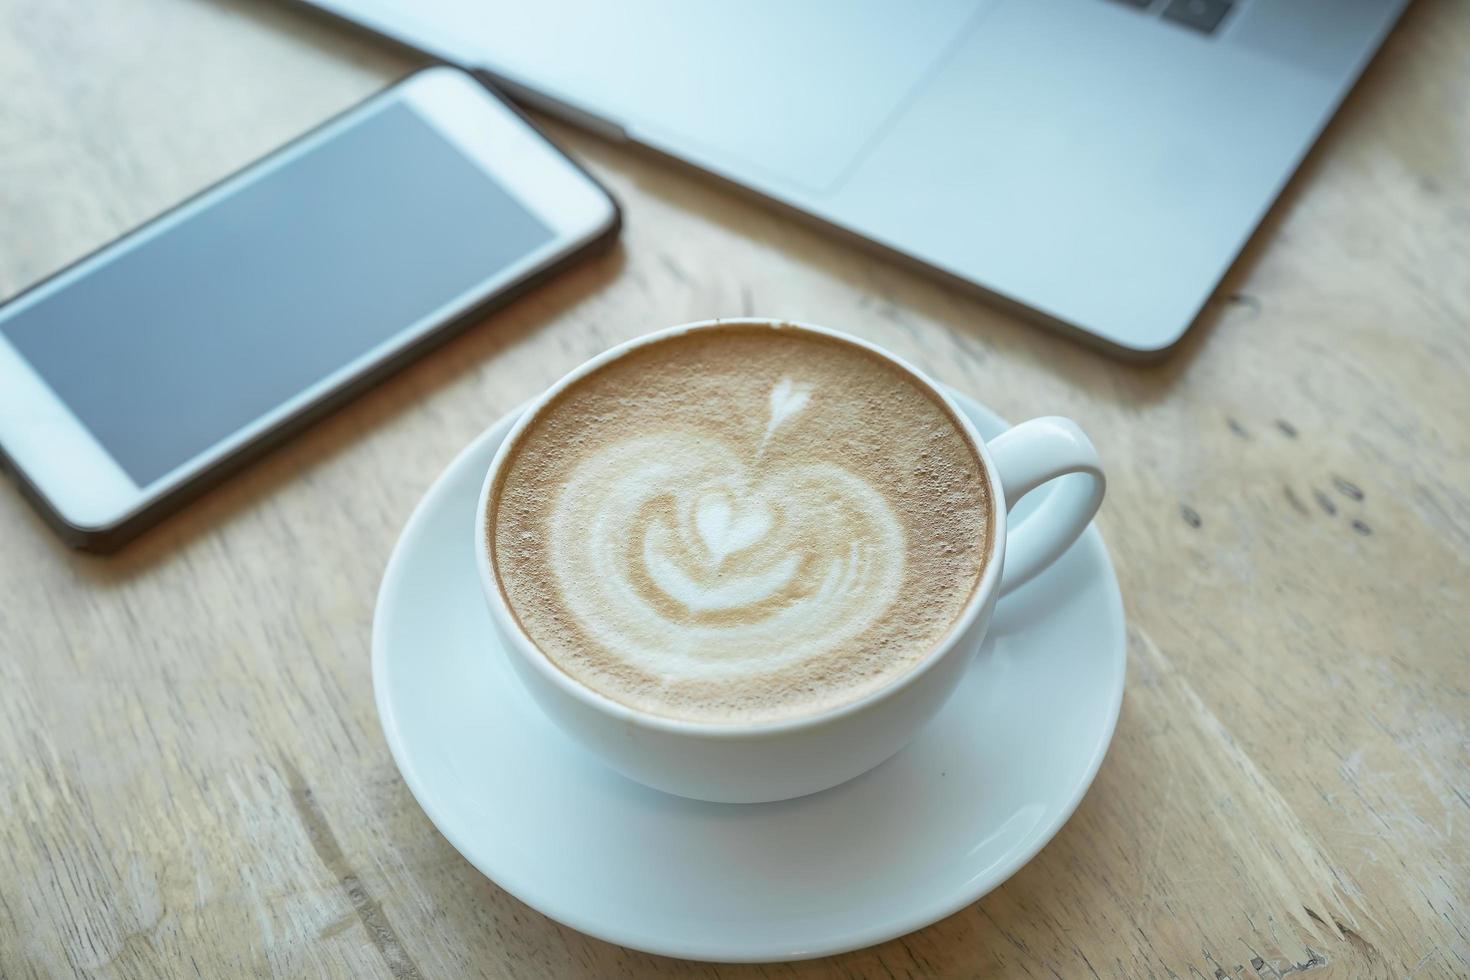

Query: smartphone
0 66 619 551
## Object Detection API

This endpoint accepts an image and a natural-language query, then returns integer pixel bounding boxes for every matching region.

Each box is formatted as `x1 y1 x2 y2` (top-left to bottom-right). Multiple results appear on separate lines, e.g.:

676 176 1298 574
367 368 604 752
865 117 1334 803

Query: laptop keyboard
1111 0 1234 35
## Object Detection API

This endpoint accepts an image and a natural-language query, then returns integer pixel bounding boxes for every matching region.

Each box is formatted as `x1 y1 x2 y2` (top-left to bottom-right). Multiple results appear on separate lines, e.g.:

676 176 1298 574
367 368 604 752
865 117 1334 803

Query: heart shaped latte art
548 421 906 681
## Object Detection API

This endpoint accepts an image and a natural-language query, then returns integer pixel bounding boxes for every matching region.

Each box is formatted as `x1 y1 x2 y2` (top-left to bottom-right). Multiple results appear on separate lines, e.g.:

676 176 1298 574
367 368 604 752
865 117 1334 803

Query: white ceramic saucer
372 390 1126 963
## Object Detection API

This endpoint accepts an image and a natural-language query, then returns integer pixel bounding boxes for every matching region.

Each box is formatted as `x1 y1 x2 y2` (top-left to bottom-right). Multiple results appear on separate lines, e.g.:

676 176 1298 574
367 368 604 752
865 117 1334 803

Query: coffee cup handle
985 417 1106 596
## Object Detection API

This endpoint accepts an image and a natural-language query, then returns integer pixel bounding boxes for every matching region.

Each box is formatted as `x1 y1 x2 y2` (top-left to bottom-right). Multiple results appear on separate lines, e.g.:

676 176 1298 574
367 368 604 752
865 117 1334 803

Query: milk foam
490 325 991 723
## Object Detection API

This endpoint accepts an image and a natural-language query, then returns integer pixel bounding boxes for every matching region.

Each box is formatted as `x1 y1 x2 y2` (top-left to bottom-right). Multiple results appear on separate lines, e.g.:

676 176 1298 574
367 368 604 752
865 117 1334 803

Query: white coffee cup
475 319 1104 803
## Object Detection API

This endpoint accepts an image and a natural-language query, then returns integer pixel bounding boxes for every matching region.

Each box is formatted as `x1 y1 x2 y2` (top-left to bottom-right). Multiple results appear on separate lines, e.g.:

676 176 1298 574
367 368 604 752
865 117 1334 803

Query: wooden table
2 1 1467 976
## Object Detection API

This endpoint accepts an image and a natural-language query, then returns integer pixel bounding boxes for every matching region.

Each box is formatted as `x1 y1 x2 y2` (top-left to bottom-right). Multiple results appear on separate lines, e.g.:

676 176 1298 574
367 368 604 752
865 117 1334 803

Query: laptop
301 0 1407 356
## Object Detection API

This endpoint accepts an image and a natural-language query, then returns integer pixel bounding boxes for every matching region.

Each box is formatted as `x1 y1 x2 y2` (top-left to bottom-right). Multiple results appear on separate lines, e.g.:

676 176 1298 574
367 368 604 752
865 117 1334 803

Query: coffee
488 324 992 724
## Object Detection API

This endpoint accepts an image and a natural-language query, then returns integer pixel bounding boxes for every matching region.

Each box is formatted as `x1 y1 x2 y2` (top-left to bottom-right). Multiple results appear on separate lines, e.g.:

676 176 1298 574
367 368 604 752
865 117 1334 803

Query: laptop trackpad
432 0 988 194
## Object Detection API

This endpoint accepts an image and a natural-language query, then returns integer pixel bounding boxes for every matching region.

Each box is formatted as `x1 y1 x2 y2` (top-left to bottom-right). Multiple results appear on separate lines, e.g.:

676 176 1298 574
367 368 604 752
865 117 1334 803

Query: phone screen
1 101 553 487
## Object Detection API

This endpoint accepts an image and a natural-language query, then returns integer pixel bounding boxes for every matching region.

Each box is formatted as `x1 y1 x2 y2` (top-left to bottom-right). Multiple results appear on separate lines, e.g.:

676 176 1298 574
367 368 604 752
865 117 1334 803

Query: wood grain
2 0 1467 976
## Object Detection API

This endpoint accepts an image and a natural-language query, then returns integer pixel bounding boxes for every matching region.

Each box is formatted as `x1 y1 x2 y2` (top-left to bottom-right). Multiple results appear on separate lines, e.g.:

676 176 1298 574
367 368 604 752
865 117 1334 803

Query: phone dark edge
0 66 622 553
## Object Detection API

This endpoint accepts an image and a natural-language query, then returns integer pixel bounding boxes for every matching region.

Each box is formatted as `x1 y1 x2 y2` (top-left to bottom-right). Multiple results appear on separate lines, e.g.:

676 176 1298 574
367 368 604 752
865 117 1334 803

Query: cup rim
474 318 1008 739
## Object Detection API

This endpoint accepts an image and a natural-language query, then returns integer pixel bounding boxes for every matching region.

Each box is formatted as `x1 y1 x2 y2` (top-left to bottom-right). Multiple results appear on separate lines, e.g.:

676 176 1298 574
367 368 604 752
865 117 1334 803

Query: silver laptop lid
305 0 1407 355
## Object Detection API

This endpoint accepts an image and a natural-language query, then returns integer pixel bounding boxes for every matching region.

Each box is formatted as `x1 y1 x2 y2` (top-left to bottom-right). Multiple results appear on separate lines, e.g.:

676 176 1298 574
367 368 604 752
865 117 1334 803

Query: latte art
551 413 905 679
490 324 991 723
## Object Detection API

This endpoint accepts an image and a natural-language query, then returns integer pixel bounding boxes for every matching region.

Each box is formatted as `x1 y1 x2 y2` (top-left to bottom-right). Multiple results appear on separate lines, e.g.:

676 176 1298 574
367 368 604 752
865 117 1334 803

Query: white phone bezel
0 66 615 537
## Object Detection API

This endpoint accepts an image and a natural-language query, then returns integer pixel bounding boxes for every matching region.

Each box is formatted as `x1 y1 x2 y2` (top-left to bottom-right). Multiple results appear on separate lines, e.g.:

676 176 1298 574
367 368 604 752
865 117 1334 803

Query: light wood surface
2 1 1467 977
